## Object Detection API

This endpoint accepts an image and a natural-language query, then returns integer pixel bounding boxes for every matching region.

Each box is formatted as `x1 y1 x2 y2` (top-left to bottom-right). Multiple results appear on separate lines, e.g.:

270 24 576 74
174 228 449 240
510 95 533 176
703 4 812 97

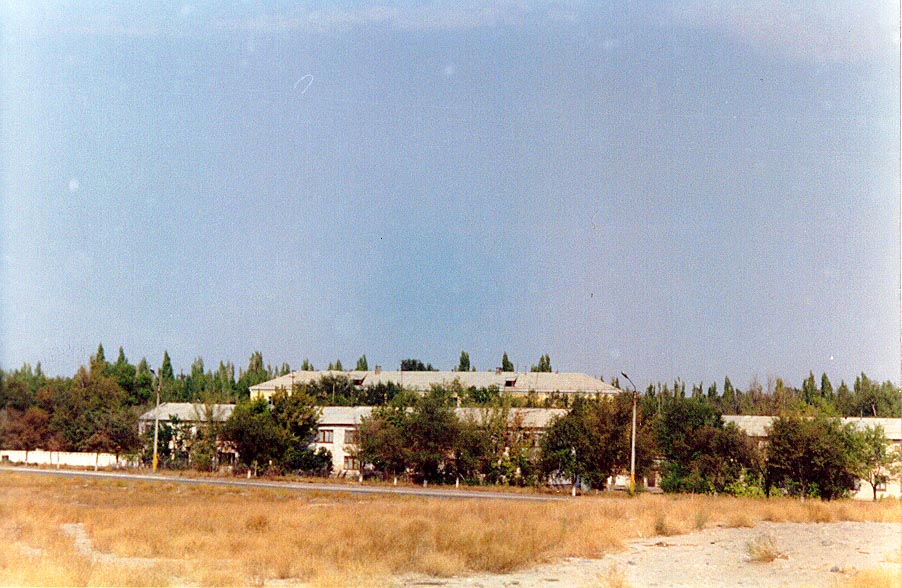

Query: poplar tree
160 351 174 380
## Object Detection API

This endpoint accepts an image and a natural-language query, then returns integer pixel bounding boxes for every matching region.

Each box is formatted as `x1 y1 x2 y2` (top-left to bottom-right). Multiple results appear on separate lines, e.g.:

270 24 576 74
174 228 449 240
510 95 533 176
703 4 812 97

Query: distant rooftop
138 402 235 423
723 415 902 441
249 370 620 399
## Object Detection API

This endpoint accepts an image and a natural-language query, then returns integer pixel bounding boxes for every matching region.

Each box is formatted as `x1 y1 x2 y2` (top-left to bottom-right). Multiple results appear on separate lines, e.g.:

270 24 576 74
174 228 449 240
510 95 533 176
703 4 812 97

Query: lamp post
150 368 162 472
621 371 638 495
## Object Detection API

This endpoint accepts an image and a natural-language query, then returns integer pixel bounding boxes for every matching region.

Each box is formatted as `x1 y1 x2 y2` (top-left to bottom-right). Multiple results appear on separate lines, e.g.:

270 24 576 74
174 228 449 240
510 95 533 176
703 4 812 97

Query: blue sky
2 2 899 390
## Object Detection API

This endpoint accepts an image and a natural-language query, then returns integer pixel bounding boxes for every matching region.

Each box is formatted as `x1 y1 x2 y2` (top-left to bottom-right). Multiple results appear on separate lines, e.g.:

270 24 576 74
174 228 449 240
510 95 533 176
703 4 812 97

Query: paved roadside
0 466 564 502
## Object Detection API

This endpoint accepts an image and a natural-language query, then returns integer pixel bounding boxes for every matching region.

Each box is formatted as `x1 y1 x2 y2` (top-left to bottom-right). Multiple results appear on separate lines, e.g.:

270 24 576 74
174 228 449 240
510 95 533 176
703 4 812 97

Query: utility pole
621 372 638 495
152 369 162 472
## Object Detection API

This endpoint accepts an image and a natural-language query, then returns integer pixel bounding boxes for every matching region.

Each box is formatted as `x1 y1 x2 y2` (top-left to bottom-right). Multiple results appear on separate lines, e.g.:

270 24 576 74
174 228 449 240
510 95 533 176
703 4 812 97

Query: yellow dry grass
0 472 899 587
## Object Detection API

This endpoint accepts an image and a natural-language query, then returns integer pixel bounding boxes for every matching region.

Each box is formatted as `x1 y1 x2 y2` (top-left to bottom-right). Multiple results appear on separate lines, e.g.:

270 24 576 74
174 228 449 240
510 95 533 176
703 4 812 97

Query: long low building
137 403 566 478
137 403 901 499
249 369 620 401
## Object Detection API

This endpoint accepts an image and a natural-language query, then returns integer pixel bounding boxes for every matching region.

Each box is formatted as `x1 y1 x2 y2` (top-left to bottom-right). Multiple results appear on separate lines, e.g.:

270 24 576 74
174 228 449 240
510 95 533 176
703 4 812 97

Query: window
345 429 359 444
343 456 360 471
875 475 888 492
316 429 333 443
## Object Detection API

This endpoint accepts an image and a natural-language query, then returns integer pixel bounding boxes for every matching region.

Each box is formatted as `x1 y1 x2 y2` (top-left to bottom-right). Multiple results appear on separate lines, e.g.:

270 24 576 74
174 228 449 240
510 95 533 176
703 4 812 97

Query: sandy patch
397 521 902 588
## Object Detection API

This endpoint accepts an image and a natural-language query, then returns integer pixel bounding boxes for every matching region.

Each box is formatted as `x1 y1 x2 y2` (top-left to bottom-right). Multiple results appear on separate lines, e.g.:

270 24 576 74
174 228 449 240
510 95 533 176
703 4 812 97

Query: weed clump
746 533 783 563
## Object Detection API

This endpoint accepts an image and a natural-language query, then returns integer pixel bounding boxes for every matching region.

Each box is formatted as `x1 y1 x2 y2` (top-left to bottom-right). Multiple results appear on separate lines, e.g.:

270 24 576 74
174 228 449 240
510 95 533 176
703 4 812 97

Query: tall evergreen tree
530 354 551 373
456 351 471 372
91 343 109 375
802 371 818 405
501 352 514 372
95 343 106 365
820 373 833 400
160 351 175 380
134 358 154 405
355 355 369 371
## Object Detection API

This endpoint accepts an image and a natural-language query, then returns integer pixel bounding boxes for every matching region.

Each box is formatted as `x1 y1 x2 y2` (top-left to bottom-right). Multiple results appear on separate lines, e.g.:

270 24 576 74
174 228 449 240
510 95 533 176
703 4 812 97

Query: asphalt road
0 465 565 501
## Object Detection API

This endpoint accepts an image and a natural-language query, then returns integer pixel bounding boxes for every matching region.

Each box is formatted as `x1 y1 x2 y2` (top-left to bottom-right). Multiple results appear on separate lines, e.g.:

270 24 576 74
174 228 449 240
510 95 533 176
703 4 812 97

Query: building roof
138 402 235 423
250 370 620 398
724 415 902 441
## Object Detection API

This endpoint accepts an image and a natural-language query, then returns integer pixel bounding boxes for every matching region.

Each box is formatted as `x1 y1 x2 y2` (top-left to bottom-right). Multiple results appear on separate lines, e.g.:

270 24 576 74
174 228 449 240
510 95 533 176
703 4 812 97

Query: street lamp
150 368 162 472
621 371 638 495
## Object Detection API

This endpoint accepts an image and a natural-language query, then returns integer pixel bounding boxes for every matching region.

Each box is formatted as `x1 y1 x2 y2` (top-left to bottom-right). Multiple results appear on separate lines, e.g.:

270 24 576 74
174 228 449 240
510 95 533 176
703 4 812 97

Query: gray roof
724 415 902 441
250 370 620 398
138 402 235 423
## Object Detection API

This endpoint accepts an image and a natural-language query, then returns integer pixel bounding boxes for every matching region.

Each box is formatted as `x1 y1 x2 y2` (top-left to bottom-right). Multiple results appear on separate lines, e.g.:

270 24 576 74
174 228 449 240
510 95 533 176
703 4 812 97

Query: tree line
354 389 897 500
1 344 898 501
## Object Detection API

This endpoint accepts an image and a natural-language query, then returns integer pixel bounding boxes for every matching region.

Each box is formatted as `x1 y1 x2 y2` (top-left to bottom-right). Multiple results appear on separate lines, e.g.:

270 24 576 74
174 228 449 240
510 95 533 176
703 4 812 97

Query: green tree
300 358 314 371
270 387 320 442
501 352 514 372
160 351 175 381
237 351 272 399
91 343 108 375
456 351 471 372
358 405 410 481
222 388 323 475
221 398 285 472
530 354 552 373
765 414 858 500
355 355 369 371
820 373 833 400
540 394 654 491
657 397 757 494
109 347 140 405
721 377 739 414
851 424 896 501
133 358 154 406
189 403 223 472
801 371 818 405
405 391 460 482
851 374 900 417
400 359 435 371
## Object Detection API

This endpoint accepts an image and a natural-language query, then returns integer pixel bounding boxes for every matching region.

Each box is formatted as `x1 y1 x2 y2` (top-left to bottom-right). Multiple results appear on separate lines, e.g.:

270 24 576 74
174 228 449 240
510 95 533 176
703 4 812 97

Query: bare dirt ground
397 522 902 588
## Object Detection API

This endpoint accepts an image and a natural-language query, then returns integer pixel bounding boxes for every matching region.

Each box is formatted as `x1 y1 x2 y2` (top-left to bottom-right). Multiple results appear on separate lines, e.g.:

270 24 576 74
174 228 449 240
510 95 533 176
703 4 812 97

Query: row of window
315 428 544 446
315 429 358 444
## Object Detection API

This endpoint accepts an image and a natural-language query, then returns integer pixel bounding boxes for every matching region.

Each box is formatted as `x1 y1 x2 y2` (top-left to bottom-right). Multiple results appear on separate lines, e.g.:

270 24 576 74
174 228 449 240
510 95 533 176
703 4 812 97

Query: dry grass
0 472 899 586
746 533 783 562
592 565 631 588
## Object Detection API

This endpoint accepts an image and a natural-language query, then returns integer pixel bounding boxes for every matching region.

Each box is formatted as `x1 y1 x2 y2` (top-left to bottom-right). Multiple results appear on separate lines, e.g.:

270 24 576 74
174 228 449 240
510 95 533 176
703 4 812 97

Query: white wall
311 425 357 475
0 449 138 469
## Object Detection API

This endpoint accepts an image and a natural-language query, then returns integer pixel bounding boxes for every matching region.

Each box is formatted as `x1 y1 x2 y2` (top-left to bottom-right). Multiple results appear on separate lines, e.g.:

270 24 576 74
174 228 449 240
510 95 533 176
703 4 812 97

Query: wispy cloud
664 1 899 63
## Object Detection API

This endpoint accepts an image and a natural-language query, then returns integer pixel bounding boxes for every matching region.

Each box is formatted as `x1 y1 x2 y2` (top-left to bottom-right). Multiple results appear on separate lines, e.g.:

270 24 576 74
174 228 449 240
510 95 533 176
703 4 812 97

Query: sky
1 2 900 390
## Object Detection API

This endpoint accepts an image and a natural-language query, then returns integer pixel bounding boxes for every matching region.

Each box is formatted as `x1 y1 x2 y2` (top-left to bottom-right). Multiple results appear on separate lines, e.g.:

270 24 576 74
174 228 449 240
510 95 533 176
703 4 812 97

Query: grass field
0 471 899 587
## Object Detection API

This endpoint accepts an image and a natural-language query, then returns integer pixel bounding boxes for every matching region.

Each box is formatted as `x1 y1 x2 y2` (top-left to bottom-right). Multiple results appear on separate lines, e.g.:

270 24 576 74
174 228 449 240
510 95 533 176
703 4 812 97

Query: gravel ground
398 522 902 588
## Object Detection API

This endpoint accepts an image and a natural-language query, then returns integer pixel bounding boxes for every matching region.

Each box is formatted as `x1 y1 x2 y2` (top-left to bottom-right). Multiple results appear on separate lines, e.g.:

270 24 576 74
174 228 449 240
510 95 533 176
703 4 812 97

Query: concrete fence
0 449 139 469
